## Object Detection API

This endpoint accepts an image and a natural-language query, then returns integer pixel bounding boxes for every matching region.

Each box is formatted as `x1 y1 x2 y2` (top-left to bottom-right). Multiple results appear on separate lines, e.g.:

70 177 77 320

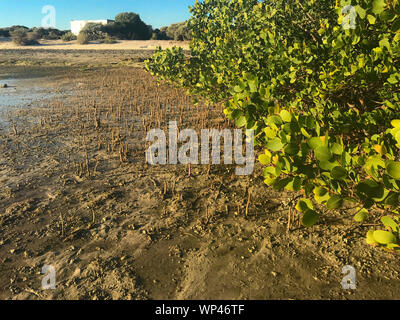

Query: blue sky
0 0 195 30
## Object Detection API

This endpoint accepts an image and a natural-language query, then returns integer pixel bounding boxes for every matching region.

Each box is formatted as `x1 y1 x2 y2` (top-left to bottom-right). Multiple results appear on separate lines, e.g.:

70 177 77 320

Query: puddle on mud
0 78 57 107
0 76 60 128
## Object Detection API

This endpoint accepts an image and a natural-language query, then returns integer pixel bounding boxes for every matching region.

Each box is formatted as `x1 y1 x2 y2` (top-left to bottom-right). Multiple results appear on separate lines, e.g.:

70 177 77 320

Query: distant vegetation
77 31 89 45
10 28 40 46
0 12 191 46
152 22 192 41
76 12 192 44
61 31 77 42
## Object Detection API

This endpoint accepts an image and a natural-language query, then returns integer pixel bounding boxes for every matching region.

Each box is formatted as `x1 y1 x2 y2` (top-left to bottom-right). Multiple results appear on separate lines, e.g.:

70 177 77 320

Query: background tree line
0 11 192 46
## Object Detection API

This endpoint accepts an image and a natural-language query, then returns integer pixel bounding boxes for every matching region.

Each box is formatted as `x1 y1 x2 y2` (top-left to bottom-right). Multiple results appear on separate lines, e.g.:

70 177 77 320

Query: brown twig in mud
287 207 292 233
204 205 210 224
93 157 99 175
59 213 65 238
245 189 251 218
82 136 90 177
163 181 167 195
172 179 176 197
183 232 200 239
12 123 18 136
25 288 44 299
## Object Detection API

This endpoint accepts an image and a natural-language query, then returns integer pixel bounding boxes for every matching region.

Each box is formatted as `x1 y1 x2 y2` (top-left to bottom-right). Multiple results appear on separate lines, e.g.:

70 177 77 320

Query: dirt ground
0 49 399 300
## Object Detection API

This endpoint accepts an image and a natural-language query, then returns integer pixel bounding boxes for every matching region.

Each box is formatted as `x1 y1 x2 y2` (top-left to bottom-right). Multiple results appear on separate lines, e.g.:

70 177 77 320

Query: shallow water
0 77 58 128
0 78 57 107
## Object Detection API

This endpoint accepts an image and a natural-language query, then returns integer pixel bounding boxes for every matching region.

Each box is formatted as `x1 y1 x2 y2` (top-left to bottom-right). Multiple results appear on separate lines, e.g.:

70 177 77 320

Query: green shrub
77 31 89 44
146 0 400 251
10 28 39 46
165 22 192 41
113 12 152 40
81 23 107 41
151 28 169 40
61 31 77 42
102 35 117 44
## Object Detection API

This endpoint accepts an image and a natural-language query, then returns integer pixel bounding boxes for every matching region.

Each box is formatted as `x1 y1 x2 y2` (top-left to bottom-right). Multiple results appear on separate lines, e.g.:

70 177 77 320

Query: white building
70 20 113 36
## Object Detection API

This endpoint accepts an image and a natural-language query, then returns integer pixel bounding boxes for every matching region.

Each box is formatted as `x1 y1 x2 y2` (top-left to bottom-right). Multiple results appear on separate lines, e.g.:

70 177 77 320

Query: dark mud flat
0 55 399 300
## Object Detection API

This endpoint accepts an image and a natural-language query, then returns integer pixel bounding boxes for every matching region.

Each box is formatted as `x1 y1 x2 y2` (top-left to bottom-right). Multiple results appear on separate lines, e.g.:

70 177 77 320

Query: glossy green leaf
373 230 397 245
315 146 332 162
381 216 399 233
331 166 347 180
327 195 343 209
386 161 400 179
280 110 292 122
302 209 320 227
354 209 369 222
267 138 284 152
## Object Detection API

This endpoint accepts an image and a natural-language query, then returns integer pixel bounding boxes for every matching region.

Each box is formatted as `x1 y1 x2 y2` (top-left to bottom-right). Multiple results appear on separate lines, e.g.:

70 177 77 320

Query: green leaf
248 80 258 93
302 209 320 227
386 161 400 179
327 195 343 209
372 0 385 14
354 209 369 222
300 128 311 138
373 230 397 245
379 38 390 51
264 177 276 186
293 176 302 192
315 146 332 162
331 143 343 155
384 192 400 206
367 14 376 24
272 177 292 191
267 115 283 127
258 154 270 165
296 199 314 213
385 243 400 250
355 5 366 19
262 166 276 177
280 110 292 122
366 230 378 245
284 143 300 155
331 166 347 180
381 216 399 232
391 119 400 128
235 116 246 127
314 191 331 204
356 180 384 199
307 137 323 149
233 85 243 93
314 187 328 197
267 137 284 152
319 160 338 171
